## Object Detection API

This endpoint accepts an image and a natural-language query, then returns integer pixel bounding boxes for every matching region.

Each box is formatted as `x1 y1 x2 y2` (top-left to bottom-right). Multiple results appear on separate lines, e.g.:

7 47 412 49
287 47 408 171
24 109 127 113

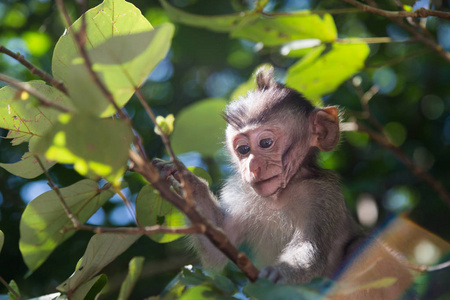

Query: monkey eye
237 145 250 155
259 138 273 148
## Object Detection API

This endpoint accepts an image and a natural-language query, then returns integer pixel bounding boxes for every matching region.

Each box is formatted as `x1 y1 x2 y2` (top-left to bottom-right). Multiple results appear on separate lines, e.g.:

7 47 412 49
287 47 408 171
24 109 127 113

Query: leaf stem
0 46 68 94
0 73 72 113
341 0 450 20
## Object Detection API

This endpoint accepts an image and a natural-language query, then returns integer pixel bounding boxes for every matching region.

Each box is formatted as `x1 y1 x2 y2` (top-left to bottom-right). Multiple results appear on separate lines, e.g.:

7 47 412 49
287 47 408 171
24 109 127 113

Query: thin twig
35 155 81 228
350 82 450 206
134 89 194 207
0 73 72 113
0 46 68 94
341 0 450 20
0 276 23 300
55 0 128 121
73 223 205 235
114 186 139 226
341 0 450 63
129 150 260 281
355 122 450 206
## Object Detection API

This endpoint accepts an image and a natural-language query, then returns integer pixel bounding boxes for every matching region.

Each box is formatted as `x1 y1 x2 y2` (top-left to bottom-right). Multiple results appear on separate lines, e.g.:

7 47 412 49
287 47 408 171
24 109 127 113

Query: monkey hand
152 158 212 200
258 265 287 284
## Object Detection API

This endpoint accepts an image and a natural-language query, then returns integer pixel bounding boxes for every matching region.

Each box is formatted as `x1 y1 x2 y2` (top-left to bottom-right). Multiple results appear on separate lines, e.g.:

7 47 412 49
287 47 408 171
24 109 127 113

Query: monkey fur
154 67 363 284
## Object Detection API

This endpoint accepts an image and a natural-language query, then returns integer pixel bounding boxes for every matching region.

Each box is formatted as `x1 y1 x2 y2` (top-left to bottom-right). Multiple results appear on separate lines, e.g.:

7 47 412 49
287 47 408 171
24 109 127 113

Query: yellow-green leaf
52 0 174 117
160 0 337 46
19 179 114 272
136 185 187 243
33 114 133 184
0 81 74 178
286 43 370 101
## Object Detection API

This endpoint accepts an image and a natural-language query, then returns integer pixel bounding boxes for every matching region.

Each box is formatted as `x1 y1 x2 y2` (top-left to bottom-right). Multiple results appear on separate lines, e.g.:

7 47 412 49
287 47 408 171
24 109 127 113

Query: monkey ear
256 66 275 90
310 107 340 152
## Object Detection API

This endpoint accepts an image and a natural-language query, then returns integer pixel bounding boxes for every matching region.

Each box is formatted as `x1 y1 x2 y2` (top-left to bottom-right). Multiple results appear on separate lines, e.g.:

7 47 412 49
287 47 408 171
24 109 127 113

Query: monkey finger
259 265 285 284
152 159 178 179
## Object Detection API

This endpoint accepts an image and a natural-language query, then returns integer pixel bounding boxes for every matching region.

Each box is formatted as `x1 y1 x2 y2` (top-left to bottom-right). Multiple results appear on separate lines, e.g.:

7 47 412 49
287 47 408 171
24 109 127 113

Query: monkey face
230 124 293 197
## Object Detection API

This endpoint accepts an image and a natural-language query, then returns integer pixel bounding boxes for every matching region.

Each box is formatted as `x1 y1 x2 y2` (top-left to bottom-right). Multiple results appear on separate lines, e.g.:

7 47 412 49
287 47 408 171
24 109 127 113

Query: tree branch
0 45 68 94
129 150 260 281
55 0 128 120
341 0 450 63
349 83 450 207
0 73 72 113
341 0 450 20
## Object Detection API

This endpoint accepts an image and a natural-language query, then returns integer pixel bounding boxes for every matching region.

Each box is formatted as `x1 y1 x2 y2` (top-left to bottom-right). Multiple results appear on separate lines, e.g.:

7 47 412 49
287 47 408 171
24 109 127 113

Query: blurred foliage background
0 0 450 298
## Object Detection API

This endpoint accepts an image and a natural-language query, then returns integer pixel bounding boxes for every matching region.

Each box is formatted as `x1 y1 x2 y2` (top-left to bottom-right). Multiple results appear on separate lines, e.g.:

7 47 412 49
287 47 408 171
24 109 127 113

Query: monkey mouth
251 174 280 192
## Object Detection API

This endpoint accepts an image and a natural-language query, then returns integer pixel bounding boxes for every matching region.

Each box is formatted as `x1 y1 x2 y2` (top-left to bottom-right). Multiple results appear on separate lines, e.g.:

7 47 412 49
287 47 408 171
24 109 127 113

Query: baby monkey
154 67 362 284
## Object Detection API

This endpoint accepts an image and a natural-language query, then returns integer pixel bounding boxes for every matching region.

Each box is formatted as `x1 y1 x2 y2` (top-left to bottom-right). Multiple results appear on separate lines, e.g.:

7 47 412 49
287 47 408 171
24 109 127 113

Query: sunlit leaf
160 0 337 46
52 0 174 117
231 13 337 46
19 179 114 272
118 257 145 300
170 98 228 157
33 114 133 183
286 43 370 101
57 233 141 294
136 184 187 243
0 81 74 178
71 274 108 300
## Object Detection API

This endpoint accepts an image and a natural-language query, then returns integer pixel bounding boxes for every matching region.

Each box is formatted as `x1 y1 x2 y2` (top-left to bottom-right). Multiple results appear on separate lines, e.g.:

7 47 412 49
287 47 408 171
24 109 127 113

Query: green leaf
231 13 337 46
58 233 141 294
160 0 247 32
286 43 370 101
170 98 228 157
71 274 108 300
136 185 187 243
0 230 3 254
8 280 21 300
160 0 337 46
118 256 145 300
188 166 213 186
0 81 74 178
19 179 114 272
52 0 174 117
33 114 133 184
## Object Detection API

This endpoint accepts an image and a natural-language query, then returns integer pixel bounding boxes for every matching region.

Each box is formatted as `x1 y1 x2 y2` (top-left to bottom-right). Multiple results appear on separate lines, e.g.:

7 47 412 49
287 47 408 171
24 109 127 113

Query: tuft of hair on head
256 66 278 91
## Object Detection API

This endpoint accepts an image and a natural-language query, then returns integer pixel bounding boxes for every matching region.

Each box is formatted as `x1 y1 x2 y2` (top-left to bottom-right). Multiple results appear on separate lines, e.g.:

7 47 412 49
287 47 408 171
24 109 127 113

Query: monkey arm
153 158 231 269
